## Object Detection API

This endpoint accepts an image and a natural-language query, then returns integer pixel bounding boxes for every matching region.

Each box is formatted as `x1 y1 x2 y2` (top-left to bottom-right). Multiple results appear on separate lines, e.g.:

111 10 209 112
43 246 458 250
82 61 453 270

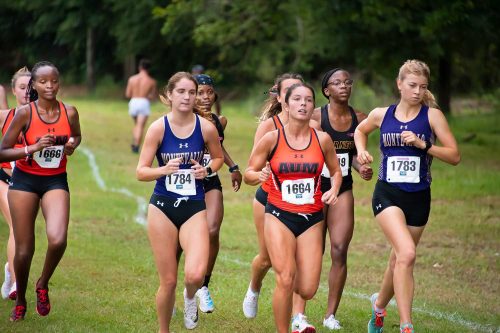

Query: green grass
0 98 498 332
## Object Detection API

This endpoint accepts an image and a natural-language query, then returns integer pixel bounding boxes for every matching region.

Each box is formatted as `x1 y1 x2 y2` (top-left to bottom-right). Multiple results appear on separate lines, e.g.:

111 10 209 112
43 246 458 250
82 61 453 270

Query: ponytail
423 90 438 108
26 77 38 102
258 73 304 122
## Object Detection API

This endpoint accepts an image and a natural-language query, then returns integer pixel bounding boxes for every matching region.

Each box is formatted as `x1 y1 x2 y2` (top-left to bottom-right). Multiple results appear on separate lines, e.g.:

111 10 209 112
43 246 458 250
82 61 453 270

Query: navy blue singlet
378 104 434 192
153 115 205 199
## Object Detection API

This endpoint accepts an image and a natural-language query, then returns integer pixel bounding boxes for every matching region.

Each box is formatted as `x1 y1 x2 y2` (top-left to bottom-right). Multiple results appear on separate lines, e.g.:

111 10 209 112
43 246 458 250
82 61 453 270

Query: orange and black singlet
267 127 324 213
1 108 25 169
16 101 71 176
261 115 284 193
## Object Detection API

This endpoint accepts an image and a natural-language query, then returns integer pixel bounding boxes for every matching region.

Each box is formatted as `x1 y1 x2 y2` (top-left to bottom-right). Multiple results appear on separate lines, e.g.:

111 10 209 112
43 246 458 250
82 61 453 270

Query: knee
184 267 205 287
395 248 416 268
254 254 271 271
159 276 177 293
275 271 295 291
48 235 67 251
15 243 35 260
207 224 221 241
330 243 349 265
296 285 318 301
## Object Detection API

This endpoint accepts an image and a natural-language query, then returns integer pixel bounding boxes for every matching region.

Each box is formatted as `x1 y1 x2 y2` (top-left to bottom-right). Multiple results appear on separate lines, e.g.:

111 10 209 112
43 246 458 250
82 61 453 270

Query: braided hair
26 61 59 102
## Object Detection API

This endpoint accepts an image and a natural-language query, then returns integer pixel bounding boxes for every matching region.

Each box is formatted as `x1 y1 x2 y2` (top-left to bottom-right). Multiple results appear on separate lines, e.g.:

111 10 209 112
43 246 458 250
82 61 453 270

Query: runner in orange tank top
0 67 31 301
245 82 342 333
241 73 304 319
0 61 82 322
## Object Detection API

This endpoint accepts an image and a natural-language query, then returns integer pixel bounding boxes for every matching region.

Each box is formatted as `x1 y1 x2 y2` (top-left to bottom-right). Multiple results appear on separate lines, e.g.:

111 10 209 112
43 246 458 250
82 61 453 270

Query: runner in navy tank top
136 72 223 332
294 68 373 330
241 73 305 320
355 60 460 333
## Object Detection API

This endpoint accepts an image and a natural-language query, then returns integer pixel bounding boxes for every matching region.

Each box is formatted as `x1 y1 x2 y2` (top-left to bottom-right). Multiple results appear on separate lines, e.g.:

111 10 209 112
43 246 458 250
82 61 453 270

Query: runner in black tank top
193 74 242 313
293 69 373 330
320 104 358 195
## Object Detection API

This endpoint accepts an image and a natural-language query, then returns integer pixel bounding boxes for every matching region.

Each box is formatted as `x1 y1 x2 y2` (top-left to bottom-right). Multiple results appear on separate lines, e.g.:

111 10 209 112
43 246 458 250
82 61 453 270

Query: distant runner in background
126 58 157 153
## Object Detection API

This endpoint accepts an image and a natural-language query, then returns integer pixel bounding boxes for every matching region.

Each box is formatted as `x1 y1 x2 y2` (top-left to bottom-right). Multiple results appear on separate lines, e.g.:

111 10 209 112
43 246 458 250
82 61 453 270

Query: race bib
201 153 216 177
33 145 64 168
281 178 315 205
201 153 211 167
165 169 196 196
320 153 349 177
386 156 420 183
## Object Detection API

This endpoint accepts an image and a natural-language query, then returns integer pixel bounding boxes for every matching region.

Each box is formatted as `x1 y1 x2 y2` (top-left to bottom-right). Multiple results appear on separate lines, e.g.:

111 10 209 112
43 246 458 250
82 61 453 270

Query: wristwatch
229 164 240 173
205 166 213 175
423 140 432 153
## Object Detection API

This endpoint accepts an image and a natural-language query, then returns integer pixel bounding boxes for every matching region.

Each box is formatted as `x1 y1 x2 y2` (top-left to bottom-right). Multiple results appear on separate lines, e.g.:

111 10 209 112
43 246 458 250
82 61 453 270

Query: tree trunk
86 26 96 92
123 54 136 82
437 53 451 114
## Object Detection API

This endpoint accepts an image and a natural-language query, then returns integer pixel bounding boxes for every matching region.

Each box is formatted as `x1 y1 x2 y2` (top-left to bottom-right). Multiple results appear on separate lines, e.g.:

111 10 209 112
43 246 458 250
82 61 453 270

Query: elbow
451 153 461 166
136 169 146 181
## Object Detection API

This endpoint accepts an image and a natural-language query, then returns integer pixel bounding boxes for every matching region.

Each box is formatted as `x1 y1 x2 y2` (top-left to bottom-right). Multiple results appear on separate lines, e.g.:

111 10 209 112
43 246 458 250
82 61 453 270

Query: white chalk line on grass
80 147 147 226
79 148 498 333
219 255 499 333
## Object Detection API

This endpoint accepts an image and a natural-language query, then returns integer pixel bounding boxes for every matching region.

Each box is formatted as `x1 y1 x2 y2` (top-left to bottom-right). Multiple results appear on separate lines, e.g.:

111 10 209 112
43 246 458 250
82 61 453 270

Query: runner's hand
357 150 373 165
64 137 77 155
163 157 182 175
231 170 242 192
32 134 55 153
401 130 425 149
259 162 271 183
190 159 207 179
321 188 338 206
359 164 373 181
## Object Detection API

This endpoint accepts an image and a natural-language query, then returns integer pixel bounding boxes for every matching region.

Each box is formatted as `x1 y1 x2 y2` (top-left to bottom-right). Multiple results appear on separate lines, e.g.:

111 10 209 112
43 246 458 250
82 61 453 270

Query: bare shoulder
257 116 275 131
147 116 166 134
354 109 368 122
15 104 31 117
315 130 332 146
309 119 321 130
63 103 78 115
312 106 322 122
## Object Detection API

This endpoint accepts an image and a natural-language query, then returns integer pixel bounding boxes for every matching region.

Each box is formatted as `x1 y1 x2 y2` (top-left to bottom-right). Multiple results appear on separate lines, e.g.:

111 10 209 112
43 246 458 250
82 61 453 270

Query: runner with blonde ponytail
355 59 460 333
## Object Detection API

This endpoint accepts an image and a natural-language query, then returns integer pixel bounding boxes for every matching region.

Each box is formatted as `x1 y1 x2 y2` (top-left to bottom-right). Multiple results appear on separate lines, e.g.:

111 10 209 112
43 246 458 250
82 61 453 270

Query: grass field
0 96 498 332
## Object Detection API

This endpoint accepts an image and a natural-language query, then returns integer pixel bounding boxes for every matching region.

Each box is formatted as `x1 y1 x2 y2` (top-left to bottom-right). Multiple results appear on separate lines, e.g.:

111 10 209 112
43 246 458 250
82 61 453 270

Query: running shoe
323 314 342 330
8 282 16 300
400 323 414 333
368 293 386 333
183 288 198 329
36 286 51 316
1 262 12 299
242 284 259 318
291 313 316 333
10 304 26 321
196 286 215 313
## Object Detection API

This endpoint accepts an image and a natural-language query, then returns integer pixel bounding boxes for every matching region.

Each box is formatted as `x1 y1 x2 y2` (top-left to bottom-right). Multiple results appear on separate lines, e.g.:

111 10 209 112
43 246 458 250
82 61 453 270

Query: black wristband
206 166 213 175
423 140 432 153
229 164 240 173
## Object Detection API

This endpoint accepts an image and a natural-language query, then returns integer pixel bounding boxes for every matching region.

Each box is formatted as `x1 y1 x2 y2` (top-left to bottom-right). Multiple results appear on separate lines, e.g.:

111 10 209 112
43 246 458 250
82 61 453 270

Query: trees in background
0 0 498 111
